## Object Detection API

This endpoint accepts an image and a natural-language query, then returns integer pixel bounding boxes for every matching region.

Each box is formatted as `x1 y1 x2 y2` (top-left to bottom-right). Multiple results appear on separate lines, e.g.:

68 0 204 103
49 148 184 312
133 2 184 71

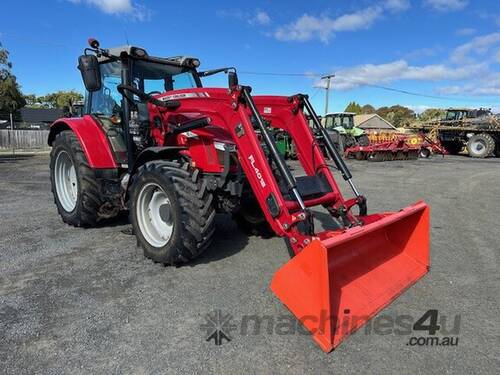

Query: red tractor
48 39 430 352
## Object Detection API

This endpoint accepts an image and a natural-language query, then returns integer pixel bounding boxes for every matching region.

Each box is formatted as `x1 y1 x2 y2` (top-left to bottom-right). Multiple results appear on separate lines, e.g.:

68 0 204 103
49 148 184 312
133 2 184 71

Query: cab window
88 61 122 117
132 60 199 95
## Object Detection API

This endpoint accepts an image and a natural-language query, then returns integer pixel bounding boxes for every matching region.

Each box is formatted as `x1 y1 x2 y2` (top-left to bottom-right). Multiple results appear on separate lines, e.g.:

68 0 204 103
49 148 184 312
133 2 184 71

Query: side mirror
228 71 238 88
164 76 174 92
78 55 101 92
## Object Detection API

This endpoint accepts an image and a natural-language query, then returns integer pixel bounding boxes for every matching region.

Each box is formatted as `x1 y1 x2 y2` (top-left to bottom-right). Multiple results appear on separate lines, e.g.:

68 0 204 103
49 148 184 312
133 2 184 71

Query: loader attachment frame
152 86 430 352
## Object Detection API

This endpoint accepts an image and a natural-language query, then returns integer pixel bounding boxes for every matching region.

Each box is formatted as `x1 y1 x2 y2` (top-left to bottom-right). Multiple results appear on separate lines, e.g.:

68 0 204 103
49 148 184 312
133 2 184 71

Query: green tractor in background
323 112 370 153
275 130 297 159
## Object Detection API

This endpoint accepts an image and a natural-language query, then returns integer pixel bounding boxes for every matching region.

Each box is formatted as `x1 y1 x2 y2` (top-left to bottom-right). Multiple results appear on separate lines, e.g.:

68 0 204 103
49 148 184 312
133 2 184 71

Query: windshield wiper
198 67 235 77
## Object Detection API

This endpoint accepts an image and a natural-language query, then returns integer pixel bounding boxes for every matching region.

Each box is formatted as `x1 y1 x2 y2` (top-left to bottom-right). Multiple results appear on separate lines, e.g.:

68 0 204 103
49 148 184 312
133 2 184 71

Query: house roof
354 114 396 130
20 108 64 123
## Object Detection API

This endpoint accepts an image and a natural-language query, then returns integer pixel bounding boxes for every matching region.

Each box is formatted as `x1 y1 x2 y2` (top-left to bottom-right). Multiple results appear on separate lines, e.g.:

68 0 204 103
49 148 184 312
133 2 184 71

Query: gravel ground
0 154 499 374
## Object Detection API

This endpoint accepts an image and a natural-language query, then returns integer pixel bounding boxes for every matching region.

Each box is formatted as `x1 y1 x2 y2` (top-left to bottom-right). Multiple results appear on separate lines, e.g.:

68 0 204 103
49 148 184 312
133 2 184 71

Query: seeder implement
344 137 420 161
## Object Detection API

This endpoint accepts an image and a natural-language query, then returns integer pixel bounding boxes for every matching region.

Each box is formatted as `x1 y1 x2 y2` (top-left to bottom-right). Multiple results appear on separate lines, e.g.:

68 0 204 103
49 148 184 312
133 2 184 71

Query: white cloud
405 104 433 114
494 49 500 63
273 7 383 43
254 11 271 25
404 47 439 60
456 28 476 36
67 0 150 21
385 0 410 12
451 32 500 63
438 72 500 96
272 1 411 43
314 60 486 90
424 0 468 12
478 12 500 27
217 9 271 26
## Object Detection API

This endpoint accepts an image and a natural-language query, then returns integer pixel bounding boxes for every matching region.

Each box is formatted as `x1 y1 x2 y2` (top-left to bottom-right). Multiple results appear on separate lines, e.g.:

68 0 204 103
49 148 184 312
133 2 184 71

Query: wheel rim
54 150 78 212
420 148 430 158
136 182 174 248
471 140 486 155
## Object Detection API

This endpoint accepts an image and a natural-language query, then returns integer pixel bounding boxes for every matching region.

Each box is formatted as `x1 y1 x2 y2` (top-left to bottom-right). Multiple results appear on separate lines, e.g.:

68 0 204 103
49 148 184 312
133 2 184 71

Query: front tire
356 134 370 146
50 130 101 227
130 160 216 265
419 147 431 158
467 133 495 158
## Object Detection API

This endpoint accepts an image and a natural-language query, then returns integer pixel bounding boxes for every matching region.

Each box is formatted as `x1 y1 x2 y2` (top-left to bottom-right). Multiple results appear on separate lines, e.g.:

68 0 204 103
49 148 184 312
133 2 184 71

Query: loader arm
155 86 365 253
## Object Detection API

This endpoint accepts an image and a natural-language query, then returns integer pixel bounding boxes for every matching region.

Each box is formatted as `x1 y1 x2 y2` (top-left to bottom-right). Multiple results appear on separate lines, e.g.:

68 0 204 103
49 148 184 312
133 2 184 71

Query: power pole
321 74 335 115
9 112 14 155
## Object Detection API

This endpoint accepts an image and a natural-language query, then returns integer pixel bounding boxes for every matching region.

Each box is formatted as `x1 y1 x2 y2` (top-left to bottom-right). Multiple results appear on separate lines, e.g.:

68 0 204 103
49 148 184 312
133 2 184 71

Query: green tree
344 101 362 114
361 104 376 114
419 108 445 121
376 105 415 127
23 93 39 107
37 90 83 108
0 44 26 113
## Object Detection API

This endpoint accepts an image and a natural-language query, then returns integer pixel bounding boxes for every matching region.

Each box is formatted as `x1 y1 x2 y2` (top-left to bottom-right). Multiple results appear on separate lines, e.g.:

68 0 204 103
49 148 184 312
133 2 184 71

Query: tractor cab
81 43 202 126
76 39 238 168
442 108 469 121
323 112 365 139
323 112 356 132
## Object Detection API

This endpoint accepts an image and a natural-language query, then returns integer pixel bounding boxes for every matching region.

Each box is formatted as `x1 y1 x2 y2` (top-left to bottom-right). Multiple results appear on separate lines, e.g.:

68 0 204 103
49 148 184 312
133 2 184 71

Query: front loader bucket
271 201 429 352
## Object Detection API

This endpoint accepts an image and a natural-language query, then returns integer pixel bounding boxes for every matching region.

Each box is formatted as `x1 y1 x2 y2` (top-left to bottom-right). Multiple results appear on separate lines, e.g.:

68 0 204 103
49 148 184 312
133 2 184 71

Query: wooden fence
0 130 50 150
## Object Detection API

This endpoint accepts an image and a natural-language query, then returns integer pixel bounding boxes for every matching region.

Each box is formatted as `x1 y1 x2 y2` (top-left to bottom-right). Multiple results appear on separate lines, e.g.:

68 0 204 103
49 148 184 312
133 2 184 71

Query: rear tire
130 160 216 265
467 133 495 158
327 130 343 154
50 130 101 227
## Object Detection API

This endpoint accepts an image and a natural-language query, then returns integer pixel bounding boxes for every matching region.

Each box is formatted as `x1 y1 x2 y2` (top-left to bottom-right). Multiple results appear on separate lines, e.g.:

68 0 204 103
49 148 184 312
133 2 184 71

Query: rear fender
48 115 118 169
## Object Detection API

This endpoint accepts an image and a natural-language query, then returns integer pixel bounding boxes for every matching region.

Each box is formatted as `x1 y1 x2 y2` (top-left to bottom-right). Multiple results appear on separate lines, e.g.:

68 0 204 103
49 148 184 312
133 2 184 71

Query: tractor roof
98 45 200 68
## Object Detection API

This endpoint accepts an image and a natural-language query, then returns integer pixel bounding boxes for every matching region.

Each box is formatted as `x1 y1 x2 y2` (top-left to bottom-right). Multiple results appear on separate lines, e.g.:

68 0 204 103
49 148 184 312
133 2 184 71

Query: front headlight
214 141 236 152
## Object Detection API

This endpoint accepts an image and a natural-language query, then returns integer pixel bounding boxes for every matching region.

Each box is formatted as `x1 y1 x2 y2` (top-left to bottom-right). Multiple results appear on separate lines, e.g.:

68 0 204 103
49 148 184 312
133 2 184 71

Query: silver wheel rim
55 150 78 212
471 140 485 155
136 182 174 247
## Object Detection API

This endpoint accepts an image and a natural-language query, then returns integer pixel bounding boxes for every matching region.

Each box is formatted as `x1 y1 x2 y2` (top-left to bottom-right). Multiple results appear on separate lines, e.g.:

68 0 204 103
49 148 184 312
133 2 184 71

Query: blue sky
1 0 499 113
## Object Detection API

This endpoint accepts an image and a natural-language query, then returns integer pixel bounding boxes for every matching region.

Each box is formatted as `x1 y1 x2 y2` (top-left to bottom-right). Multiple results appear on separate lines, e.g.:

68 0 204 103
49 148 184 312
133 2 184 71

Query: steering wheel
117 84 180 109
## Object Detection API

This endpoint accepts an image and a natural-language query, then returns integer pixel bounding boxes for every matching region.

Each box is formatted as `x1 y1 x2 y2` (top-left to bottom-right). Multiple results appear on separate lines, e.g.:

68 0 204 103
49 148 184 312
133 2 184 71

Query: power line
240 71 322 77
0 32 74 50
0 33 494 104
239 70 496 103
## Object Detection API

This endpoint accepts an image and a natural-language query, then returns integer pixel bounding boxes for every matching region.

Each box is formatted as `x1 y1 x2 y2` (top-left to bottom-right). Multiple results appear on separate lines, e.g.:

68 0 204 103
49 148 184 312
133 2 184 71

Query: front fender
351 127 365 137
132 146 187 174
333 126 347 135
48 115 118 169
